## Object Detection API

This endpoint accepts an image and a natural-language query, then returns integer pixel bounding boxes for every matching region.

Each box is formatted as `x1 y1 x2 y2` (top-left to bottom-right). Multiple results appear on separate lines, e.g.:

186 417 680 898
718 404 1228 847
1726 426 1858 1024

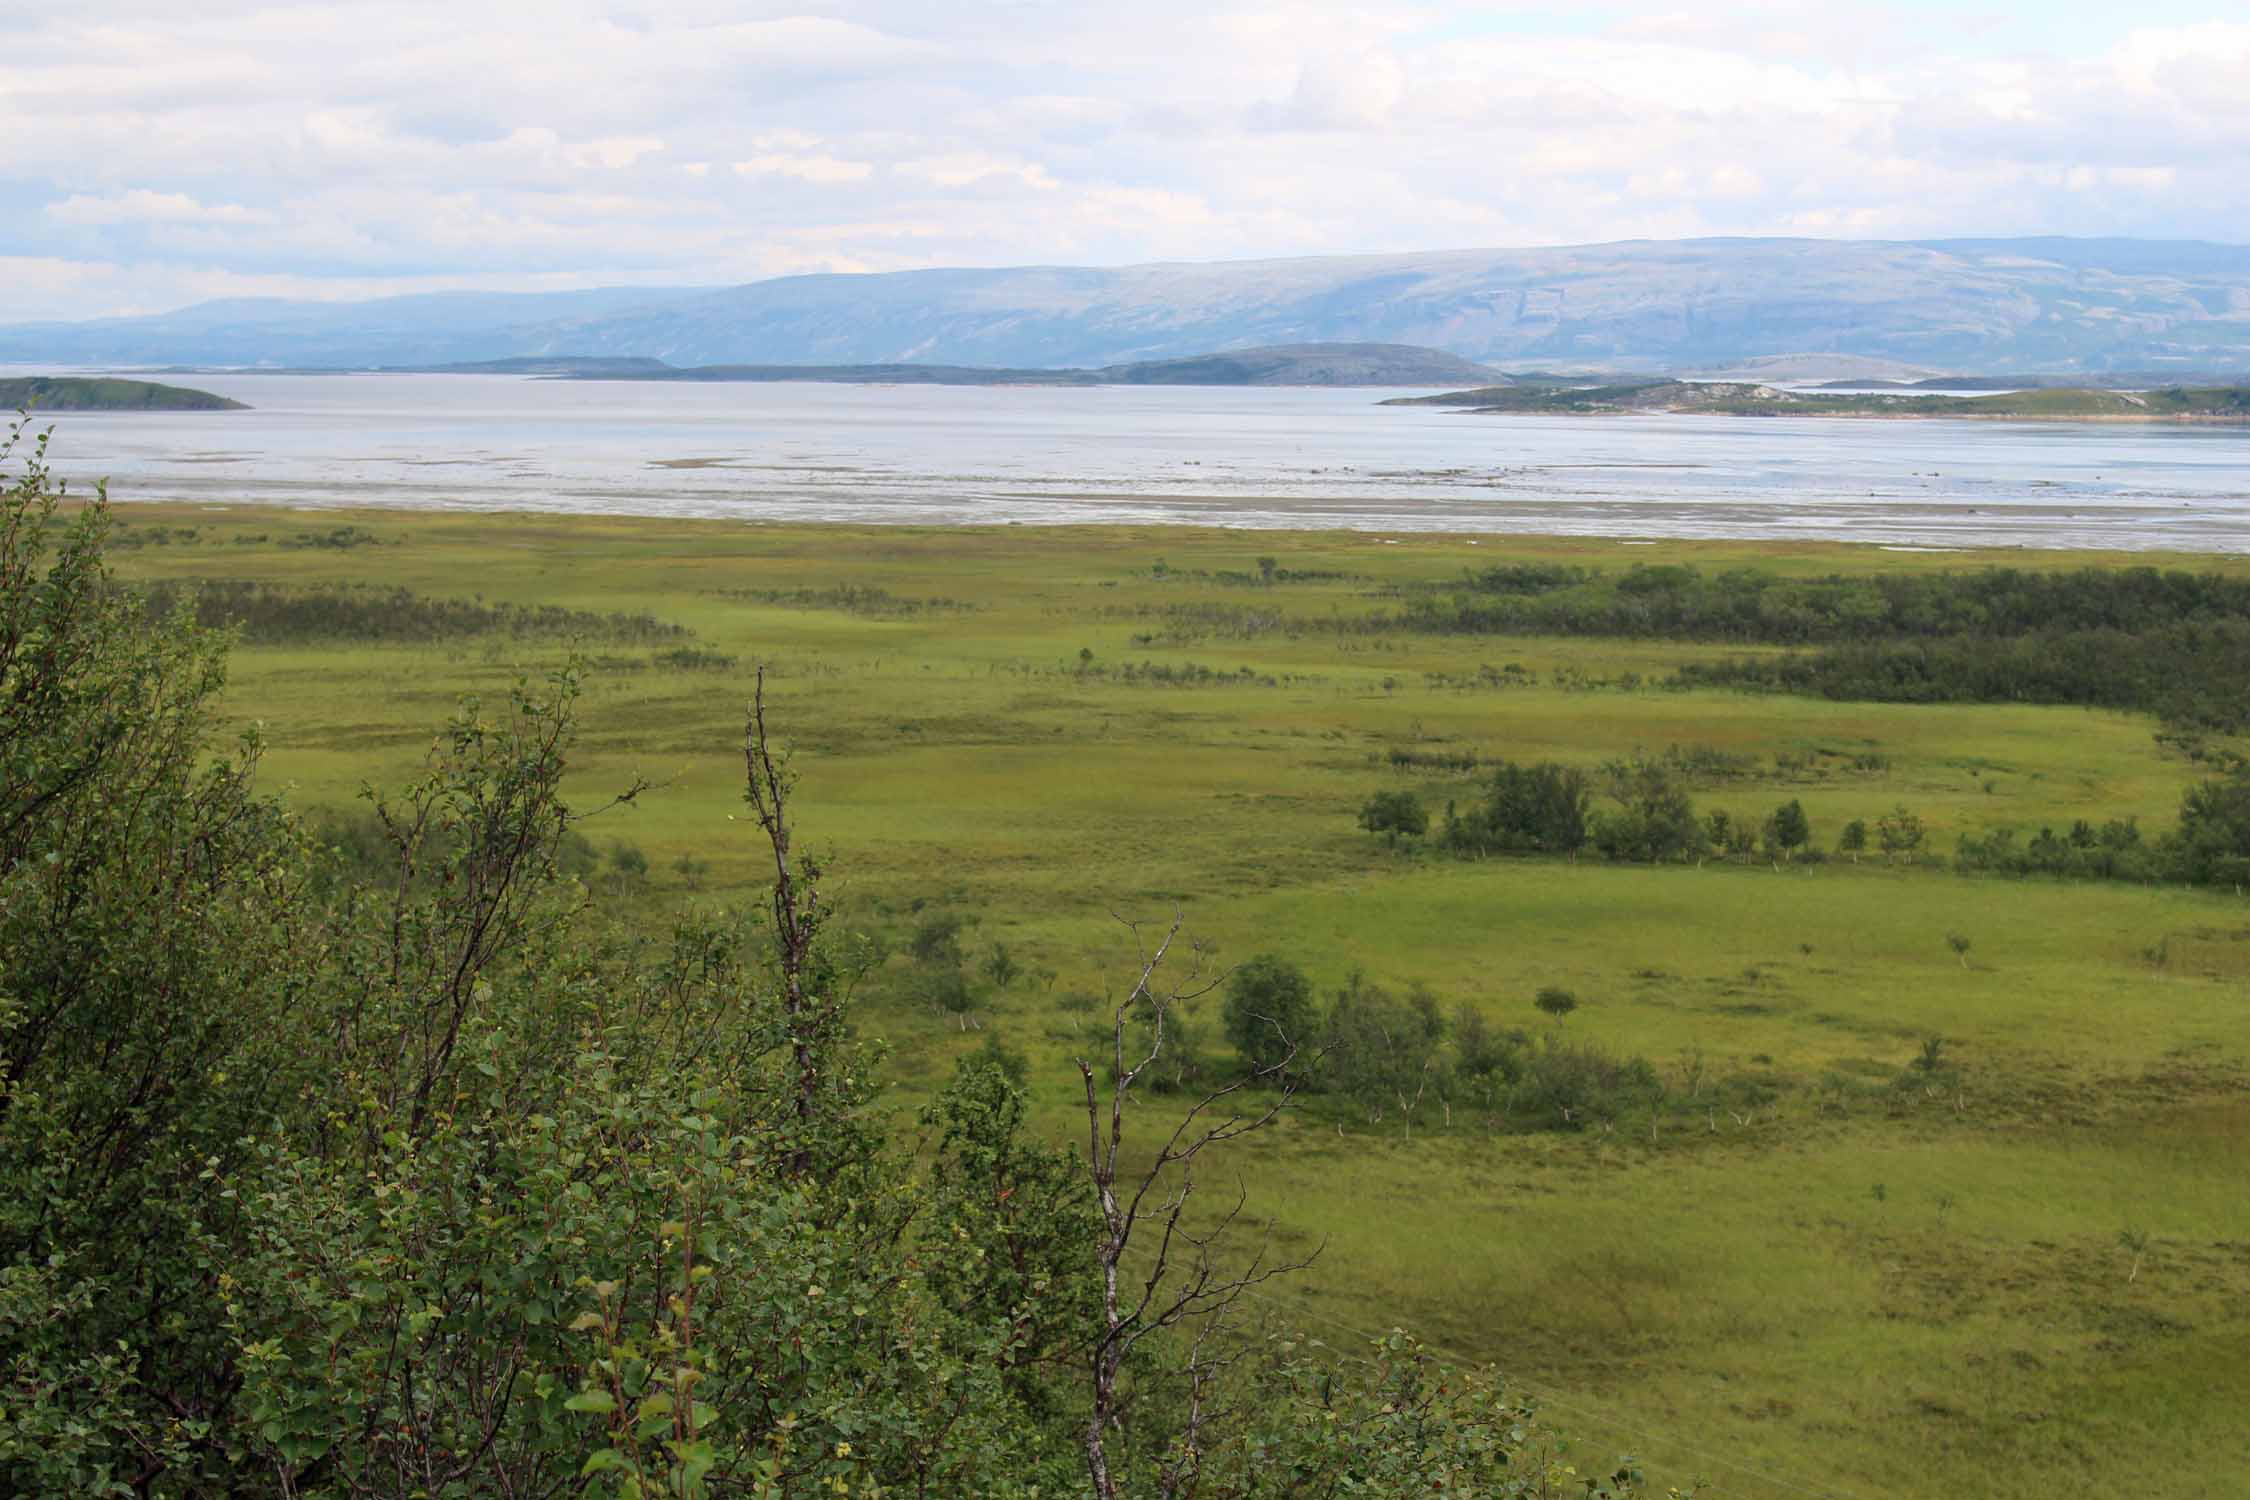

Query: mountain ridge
9 236 2250 373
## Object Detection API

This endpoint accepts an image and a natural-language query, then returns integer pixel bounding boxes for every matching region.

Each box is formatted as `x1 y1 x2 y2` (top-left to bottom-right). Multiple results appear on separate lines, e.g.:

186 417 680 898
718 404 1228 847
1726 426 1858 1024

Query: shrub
1512 1040 1663 1127
1358 788 1430 845
1222 953 1316 1075
1452 1003 1526 1082
1768 798 1811 857
1877 803 1926 862
1840 818 1869 858
1320 974 1446 1127
1534 986 1578 1021
1442 760 1591 855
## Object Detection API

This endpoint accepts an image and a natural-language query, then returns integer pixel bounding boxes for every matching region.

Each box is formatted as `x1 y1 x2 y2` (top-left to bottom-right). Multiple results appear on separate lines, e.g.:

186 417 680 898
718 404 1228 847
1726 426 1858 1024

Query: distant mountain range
8 237 2250 374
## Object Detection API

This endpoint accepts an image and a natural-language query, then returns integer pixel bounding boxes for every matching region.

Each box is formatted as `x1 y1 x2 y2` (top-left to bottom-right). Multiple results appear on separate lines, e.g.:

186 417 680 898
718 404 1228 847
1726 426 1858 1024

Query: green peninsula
1385 380 2250 422
0 376 246 411
571 342 1502 388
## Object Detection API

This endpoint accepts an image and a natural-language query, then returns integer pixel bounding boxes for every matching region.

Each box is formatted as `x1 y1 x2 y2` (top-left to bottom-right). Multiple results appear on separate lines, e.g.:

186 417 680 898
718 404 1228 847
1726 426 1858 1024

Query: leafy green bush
1442 760 1592 855
1222 953 1316 1076
1512 1041 1664 1128
1357 788 1430 845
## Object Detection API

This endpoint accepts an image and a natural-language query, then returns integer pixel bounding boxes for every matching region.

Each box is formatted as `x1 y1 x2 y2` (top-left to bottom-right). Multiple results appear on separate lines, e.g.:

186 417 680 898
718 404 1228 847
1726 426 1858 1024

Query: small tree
1452 1003 1521 1084
1945 932 1972 969
1590 762 1704 863
917 962 978 1027
1320 974 1447 1134
1769 798 1810 859
910 910 972 967
984 940 1022 991
1534 986 1578 1023
1877 804 1925 864
1221 953 1315 1077
1840 818 1868 862
2118 1227 2151 1284
1256 555 1277 585
1358 789 1429 847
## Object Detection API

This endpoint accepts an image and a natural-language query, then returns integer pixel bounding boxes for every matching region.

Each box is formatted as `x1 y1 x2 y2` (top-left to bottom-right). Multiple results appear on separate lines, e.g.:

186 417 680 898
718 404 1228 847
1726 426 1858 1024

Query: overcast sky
6 1 2247 320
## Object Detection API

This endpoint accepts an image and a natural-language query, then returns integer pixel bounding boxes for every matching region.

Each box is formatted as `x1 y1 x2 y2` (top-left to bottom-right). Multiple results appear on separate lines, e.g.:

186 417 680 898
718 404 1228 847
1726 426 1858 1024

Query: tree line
1404 561 2250 645
1375 561 2250 733
1672 623 2250 734
135 576 691 646
1363 755 2250 887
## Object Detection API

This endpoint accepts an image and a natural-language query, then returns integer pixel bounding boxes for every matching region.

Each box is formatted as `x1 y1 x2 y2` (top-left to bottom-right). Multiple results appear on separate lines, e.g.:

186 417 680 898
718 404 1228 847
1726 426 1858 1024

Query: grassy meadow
105 502 2250 1498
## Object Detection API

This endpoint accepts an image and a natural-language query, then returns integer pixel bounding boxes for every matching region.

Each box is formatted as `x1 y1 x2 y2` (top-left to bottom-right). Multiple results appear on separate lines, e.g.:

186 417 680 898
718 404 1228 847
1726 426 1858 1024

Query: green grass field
106 502 2250 1498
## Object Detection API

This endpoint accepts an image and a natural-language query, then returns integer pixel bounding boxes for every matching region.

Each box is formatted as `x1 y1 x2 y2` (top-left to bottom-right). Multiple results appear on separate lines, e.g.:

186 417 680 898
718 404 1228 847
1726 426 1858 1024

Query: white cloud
894 154 1059 191
733 153 875 184
46 190 267 226
1 1 2246 320
563 136 666 170
1266 50 1407 130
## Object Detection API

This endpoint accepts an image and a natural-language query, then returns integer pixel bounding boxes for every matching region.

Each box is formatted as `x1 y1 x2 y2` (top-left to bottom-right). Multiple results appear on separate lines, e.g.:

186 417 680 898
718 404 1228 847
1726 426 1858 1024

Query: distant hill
1386 381 2250 422
0 376 245 411
573 342 1502 388
1096 343 1501 386
406 356 673 376
8 238 2250 373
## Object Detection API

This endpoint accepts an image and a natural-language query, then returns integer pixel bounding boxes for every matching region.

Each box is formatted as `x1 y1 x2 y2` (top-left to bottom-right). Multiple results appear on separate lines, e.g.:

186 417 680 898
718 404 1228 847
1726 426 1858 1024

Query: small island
1383 379 2250 423
0 376 247 411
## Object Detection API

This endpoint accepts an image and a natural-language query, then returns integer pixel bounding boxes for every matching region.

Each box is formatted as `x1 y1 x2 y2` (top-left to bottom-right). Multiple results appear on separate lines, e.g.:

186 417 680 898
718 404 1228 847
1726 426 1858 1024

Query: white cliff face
9 237 2250 373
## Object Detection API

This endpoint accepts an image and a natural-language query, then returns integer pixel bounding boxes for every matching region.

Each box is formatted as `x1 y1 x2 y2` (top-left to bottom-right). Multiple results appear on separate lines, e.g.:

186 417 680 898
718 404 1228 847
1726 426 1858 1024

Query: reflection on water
27 372 2250 551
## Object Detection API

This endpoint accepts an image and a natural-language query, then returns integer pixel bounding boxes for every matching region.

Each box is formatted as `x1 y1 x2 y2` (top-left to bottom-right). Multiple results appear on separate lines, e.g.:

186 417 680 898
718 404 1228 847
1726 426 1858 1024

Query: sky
4 0 2248 321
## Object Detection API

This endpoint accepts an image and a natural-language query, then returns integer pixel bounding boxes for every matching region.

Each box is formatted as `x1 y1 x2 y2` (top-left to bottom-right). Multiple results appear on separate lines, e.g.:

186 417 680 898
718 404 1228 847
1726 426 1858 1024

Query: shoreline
83 494 2250 568
1454 408 2250 426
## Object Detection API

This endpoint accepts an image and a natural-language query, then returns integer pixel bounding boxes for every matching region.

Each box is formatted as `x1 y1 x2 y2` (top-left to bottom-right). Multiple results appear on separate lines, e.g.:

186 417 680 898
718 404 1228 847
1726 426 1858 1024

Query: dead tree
1076 913 1319 1500
742 666 829 1175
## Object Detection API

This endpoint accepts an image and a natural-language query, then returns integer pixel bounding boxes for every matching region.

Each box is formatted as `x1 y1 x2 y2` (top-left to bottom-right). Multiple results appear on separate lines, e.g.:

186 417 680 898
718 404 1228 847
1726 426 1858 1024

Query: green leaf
565 1389 617 1414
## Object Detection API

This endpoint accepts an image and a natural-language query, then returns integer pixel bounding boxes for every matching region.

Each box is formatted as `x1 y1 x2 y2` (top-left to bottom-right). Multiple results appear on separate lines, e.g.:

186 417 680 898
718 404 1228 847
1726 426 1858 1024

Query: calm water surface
28 372 2250 551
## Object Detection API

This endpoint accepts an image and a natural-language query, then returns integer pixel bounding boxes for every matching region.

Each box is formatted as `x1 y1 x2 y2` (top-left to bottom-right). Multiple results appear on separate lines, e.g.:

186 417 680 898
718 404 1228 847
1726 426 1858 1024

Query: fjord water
33 371 2250 551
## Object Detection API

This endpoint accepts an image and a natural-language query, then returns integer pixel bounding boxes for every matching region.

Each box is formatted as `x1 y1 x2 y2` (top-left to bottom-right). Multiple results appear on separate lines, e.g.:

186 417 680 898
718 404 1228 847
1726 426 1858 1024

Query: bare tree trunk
1075 913 1318 1499
743 666 827 1175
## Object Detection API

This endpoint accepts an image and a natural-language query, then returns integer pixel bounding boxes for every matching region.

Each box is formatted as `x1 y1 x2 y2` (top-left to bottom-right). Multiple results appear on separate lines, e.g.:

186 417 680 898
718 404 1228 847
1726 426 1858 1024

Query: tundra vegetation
8 425 2249 1496
0 423 1661 1499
